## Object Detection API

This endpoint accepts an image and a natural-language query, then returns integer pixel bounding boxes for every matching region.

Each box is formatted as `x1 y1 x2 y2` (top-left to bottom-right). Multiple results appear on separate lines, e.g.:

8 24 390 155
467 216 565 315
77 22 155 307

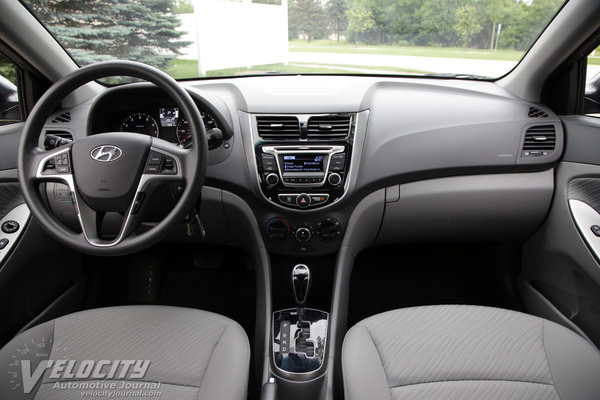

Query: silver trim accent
35 146 182 248
569 199 600 263
0 203 30 266
262 145 345 188
277 193 329 208
295 227 311 242
292 264 310 304
271 307 329 378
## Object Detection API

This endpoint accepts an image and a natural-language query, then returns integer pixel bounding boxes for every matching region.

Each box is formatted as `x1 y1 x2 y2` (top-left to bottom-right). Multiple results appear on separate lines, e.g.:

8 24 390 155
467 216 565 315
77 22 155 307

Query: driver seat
0 305 250 399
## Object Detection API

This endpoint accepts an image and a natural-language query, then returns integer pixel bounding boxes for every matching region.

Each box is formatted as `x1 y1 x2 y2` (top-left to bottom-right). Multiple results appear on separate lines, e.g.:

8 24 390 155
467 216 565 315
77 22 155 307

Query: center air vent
522 125 556 156
307 115 352 139
256 116 300 139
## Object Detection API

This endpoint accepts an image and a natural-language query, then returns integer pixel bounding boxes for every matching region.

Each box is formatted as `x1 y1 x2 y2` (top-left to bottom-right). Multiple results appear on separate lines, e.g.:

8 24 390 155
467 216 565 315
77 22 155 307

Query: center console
253 114 355 210
272 264 329 379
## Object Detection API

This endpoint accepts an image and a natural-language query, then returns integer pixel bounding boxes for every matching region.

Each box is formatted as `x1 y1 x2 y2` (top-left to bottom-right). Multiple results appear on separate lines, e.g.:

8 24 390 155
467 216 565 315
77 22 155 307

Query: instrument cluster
118 107 219 147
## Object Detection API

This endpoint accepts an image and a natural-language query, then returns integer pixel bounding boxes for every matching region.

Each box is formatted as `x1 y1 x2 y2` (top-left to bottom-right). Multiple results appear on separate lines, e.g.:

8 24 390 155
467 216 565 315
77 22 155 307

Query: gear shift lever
292 264 310 322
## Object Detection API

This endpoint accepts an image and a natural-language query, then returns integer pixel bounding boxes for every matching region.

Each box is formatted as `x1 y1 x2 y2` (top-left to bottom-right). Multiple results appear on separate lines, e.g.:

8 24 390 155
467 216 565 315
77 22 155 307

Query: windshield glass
23 0 565 80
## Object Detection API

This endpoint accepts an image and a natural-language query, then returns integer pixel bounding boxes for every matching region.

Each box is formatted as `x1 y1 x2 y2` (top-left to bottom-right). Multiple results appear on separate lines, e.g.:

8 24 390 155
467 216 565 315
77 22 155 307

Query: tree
454 5 482 48
288 0 329 42
346 6 375 44
25 0 190 70
327 0 348 41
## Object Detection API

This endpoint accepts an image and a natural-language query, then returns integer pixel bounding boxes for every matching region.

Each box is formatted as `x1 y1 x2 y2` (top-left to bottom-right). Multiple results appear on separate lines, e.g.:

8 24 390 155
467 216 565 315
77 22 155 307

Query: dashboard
88 85 231 150
43 75 563 256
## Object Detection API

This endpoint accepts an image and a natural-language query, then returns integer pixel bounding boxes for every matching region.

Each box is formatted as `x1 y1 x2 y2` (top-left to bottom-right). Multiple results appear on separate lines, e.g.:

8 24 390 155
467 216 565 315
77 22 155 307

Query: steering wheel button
57 165 70 174
0 238 8 249
145 165 160 174
2 220 19 234
148 152 163 165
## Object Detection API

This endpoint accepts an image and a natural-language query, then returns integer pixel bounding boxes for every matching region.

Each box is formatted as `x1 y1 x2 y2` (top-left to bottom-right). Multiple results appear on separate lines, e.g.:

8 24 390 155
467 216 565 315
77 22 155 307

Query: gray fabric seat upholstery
342 305 600 400
0 305 250 400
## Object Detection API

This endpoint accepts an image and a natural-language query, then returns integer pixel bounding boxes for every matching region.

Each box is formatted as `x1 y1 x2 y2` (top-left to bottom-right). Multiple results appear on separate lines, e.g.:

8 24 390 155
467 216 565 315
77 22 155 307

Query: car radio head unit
257 145 348 209
282 154 325 173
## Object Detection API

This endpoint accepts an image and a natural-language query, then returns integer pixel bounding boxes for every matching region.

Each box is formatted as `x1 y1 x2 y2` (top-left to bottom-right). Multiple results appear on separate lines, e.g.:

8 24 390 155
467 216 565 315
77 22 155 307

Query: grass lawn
289 39 524 61
168 59 431 79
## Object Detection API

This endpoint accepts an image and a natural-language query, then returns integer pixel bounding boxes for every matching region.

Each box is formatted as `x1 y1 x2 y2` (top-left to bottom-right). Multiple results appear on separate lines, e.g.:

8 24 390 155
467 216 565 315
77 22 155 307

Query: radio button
297 193 311 208
261 154 278 172
330 153 346 171
278 194 298 205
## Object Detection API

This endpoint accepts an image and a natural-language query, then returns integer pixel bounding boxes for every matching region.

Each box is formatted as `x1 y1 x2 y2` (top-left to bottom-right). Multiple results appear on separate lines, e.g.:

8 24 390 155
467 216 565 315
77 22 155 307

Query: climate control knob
295 227 312 242
266 217 290 239
328 172 342 186
265 173 279 186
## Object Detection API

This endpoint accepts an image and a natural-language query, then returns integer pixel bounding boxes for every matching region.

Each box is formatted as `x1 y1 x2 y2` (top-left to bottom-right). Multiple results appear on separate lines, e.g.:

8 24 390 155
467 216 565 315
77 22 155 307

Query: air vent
307 115 352 139
256 116 300 139
522 125 556 156
51 112 71 123
528 107 548 118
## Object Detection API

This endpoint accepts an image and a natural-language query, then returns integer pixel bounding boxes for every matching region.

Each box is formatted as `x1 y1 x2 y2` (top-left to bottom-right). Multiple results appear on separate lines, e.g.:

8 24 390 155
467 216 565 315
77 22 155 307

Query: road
289 51 600 80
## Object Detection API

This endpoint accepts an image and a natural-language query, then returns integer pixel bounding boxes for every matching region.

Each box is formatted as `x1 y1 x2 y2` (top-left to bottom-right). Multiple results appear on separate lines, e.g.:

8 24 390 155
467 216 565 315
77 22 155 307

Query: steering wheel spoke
34 145 74 183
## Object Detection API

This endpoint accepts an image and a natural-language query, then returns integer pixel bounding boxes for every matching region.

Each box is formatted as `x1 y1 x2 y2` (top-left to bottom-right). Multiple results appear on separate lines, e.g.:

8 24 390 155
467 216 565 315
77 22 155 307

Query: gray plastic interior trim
0 169 17 181
517 277 593 345
0 203 30 266
220 189 272 386
325 189 386 400
376 170 554 243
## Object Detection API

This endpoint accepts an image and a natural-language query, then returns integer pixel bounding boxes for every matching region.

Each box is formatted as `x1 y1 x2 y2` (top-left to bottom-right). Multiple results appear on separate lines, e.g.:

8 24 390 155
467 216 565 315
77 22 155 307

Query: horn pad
71 133 151 212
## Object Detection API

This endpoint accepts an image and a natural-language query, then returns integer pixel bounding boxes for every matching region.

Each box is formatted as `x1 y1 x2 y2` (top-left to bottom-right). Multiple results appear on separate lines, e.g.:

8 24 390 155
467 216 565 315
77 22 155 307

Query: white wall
183 0 288 75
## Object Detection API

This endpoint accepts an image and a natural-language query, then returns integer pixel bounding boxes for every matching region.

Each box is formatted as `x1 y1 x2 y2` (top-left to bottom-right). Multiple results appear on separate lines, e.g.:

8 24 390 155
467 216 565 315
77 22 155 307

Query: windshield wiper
425 73 489 80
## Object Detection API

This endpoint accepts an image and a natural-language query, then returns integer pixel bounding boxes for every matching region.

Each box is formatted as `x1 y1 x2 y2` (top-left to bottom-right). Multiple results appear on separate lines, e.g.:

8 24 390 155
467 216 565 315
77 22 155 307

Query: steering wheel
18 61 208 256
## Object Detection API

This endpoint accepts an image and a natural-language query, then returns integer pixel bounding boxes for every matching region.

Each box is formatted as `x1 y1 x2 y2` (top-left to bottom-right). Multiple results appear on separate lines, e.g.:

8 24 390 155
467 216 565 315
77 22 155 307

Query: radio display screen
282 154 324 173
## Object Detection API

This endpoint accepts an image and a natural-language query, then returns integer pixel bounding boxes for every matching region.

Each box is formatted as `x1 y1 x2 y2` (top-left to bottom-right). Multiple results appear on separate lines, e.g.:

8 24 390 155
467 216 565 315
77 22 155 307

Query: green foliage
327 0 348 41
329 0 562 50
25 0 191 70
288 0 329 42
173 0 193 14
346 6 375 43
0 54 17 85
454 5 482 48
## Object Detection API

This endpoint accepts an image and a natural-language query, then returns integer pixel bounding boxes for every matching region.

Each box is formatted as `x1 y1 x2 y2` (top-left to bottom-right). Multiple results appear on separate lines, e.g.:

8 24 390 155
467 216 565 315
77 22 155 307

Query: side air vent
528 107 548 118
307 115 352 139
51 112 71 123
256 116 300 139
522 125 556 156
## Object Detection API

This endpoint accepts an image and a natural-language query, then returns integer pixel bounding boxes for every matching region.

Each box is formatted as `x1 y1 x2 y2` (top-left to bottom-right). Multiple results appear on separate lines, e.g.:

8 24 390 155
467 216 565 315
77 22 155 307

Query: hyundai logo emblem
90 145 123 162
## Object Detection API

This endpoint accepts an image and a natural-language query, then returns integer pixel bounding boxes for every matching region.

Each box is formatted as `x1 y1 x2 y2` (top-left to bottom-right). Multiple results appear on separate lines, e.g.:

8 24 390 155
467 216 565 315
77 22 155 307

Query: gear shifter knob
292 264 310 321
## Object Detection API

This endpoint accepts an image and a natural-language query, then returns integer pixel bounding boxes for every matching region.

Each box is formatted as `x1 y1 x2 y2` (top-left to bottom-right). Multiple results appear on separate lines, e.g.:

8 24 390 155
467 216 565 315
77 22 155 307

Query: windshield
23 0 565 80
